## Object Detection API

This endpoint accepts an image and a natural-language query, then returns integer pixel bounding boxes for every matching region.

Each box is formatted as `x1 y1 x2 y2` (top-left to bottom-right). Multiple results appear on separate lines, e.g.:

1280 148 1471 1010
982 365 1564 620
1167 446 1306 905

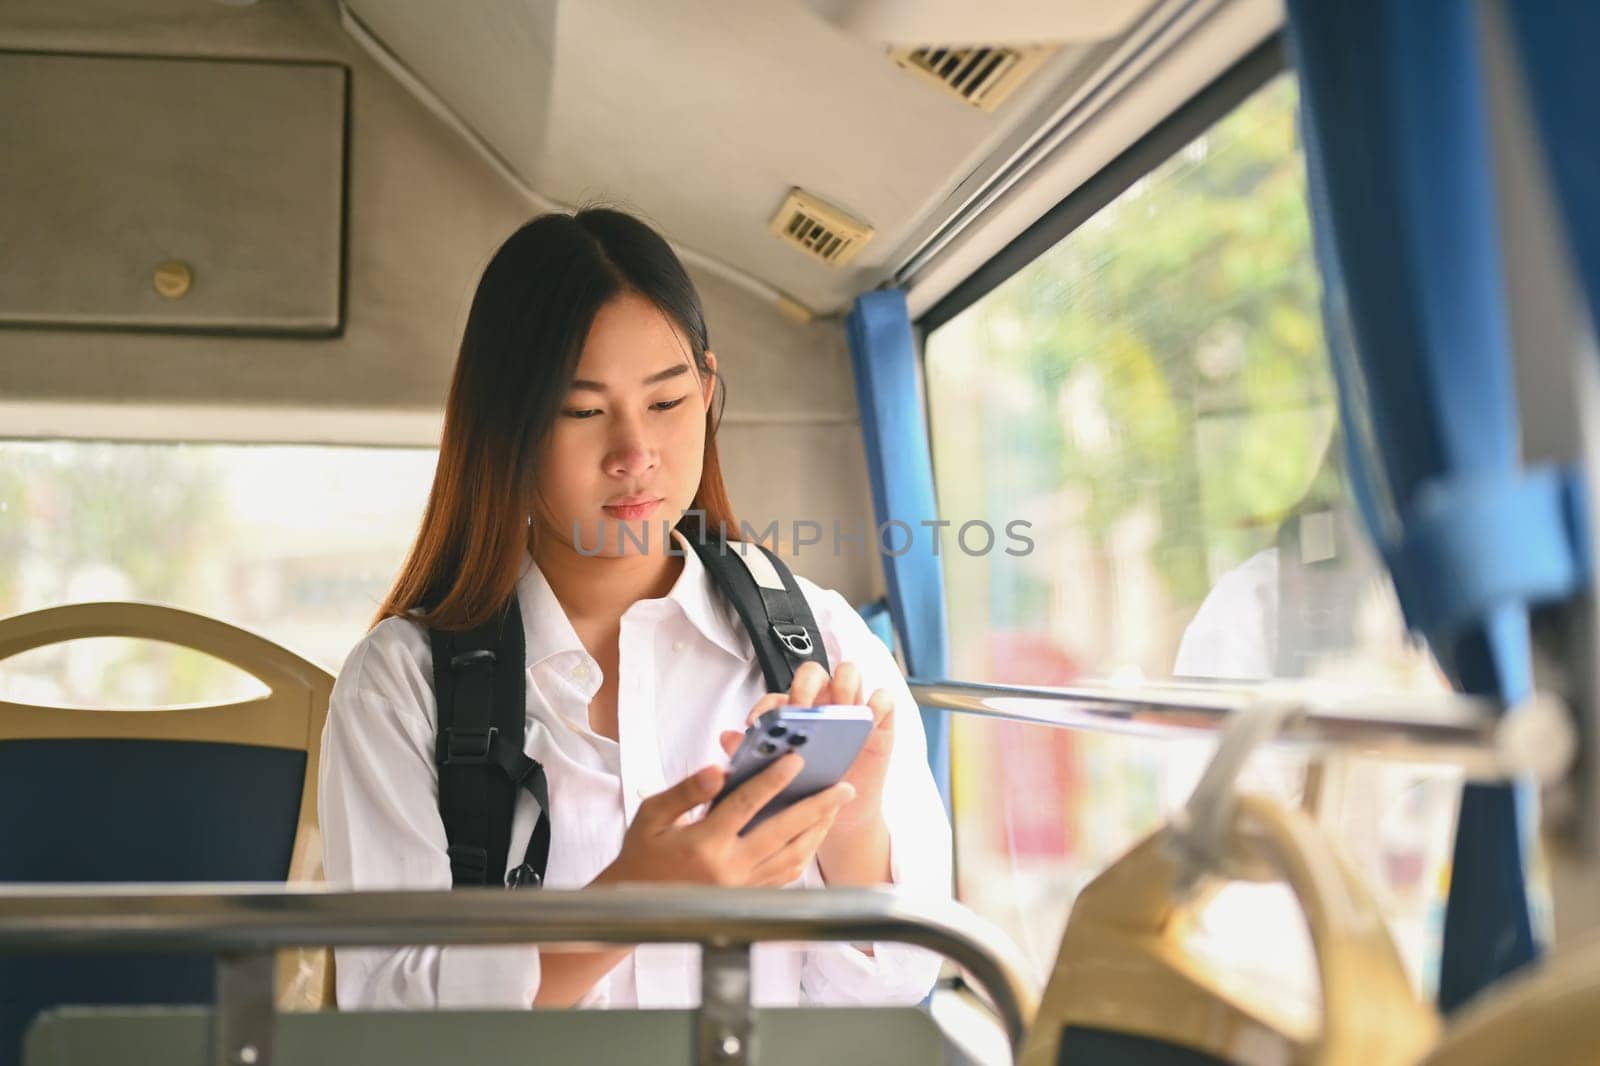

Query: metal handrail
910 677 1576 781
0 883 1039 1061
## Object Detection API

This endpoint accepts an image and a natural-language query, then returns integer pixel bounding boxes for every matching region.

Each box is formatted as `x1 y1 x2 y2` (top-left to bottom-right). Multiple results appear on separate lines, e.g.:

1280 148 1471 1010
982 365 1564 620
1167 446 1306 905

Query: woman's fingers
785 660 830 707
737 780 853 858
746 690 788 727
753 662 874 727
749 808 840 886
822 661 863 707
772 660 869 713
866 688 896 746
840 689 896 795
719 730 743 758
635 765 725 832
701 752 804 835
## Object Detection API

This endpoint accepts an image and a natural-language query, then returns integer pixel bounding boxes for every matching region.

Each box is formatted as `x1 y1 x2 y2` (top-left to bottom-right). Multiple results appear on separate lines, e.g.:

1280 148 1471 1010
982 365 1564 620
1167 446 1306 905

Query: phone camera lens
766 724 788 738
788 733 809 747
757 740 779 756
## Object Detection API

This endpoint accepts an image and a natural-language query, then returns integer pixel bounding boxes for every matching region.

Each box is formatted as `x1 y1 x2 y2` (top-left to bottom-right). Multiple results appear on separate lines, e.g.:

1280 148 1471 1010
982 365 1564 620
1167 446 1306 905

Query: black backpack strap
683 524 829 692
430 593 551 888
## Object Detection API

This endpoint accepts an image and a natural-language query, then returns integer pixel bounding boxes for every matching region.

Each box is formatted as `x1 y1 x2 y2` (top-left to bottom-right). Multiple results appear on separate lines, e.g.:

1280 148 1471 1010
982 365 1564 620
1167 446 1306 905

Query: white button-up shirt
319 534 952 1010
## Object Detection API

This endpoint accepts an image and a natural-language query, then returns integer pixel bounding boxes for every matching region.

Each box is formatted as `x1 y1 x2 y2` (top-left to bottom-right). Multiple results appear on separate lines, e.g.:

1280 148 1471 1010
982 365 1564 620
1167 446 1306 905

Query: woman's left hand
719 661 895 884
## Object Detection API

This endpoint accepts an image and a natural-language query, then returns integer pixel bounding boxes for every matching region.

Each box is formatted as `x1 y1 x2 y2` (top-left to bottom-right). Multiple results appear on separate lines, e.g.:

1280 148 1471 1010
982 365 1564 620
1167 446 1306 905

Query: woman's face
534 291 717 558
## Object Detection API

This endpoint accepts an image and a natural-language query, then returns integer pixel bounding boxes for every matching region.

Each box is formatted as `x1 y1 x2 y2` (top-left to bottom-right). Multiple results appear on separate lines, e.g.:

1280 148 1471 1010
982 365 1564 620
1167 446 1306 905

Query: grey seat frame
0 884 1038 1066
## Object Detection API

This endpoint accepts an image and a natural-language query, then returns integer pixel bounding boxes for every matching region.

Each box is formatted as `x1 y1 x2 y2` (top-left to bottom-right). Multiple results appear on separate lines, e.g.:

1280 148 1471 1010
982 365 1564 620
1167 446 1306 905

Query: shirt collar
662 528 753 662
512 554 590 672
513 529 752 667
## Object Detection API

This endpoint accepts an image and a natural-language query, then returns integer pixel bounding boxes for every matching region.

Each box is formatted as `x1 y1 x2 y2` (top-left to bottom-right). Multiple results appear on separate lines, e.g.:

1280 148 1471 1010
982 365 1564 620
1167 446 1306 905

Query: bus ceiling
1 0 1279 325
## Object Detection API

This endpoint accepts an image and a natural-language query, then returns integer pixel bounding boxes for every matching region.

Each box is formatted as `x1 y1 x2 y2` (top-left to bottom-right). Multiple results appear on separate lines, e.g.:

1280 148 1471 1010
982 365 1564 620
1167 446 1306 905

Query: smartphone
711 704 874 832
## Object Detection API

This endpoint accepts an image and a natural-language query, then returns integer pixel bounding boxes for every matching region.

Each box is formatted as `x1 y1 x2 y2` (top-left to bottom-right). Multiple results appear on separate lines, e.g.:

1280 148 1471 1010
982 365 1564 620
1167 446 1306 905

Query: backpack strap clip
505 863 543 888
771 623 815 657
439 725 498 765
680 521 829 692
450 649 498 670
436 648 500 765
447 844 490 884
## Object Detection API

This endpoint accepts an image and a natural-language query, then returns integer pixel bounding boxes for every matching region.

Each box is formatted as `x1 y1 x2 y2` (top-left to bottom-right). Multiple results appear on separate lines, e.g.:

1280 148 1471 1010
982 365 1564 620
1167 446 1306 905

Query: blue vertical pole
845 289 952 813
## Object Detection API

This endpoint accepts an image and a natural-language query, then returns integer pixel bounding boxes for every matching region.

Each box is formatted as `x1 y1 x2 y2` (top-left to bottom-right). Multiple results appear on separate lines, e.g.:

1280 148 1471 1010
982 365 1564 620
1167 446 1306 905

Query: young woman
319 208 952 1010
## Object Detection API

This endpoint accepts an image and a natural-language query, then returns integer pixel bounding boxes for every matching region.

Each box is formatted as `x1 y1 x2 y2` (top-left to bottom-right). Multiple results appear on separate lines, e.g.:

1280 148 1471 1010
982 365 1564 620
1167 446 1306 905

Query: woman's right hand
597 755 854 887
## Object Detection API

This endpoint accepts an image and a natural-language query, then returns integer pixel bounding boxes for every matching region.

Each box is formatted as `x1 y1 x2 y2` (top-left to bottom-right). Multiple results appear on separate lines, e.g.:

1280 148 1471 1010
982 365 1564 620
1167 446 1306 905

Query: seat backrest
0 602 335 1066
1022 795 1438 1066
1420 932 1600 1066
23 1005 948 1066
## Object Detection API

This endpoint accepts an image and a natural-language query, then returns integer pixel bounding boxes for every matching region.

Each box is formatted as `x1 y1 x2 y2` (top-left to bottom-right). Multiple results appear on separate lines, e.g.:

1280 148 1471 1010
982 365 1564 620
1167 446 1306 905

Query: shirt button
672 640 687 653
572 664 591 681
635 786 650 799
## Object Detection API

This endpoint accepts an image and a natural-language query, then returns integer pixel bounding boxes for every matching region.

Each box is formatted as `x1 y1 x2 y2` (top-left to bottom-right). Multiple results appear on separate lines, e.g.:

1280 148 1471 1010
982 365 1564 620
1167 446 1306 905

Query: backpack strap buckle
449 649 497 670
505 863 543 888
436 647 500 765
439 725 498 765
771 623 814 657
447 844 489 884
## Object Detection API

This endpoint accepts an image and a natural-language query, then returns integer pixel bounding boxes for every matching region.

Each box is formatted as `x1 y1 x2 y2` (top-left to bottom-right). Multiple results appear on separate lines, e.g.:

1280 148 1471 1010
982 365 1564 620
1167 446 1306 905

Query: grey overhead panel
338 0 1117 315
0 52 345 334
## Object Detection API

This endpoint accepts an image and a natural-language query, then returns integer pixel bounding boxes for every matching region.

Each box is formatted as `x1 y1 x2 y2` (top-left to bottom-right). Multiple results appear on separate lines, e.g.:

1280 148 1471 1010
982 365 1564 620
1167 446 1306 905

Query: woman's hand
597 755 853 888
720 661 896 887
720 661 895 833
545 759 850 1007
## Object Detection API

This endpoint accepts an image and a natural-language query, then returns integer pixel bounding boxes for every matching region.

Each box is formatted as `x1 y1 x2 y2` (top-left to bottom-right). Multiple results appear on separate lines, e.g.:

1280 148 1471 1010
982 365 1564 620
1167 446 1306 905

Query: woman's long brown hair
374 209 739 632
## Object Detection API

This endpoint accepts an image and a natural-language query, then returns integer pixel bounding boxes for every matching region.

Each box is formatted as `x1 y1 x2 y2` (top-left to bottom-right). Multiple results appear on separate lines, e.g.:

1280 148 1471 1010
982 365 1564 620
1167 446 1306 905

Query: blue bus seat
0 602 334 1066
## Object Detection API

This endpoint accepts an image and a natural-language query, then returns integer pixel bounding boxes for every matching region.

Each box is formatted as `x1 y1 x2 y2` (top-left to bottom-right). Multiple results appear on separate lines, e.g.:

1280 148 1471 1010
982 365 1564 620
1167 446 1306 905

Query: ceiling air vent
888 45 1055 112
768 189 874 268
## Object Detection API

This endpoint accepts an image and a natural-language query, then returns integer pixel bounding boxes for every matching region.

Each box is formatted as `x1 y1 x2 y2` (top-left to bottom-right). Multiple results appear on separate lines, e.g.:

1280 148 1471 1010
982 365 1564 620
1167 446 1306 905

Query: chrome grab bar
0 884 1039 1066
910 677 1576 781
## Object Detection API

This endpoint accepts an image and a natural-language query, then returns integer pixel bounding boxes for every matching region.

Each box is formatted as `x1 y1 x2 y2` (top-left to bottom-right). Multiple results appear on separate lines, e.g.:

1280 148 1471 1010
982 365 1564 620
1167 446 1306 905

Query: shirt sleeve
1172 548 1280 681
795 587 952 1006
319 627 542 1009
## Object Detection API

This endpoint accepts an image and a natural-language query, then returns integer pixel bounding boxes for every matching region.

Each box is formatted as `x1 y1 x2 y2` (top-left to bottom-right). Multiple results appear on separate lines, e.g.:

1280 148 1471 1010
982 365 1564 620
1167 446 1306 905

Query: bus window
925 74 1465 1000
0 440 436 707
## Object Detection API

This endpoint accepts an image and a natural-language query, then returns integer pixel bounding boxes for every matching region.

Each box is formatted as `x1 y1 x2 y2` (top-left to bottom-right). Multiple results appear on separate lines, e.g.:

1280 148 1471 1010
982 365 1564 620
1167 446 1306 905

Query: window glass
925 75 1460 999
0 441 437 706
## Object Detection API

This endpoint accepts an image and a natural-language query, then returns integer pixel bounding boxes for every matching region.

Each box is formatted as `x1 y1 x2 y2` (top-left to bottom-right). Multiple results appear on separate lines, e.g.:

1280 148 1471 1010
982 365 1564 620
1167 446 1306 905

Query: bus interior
4 0 1600 1063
